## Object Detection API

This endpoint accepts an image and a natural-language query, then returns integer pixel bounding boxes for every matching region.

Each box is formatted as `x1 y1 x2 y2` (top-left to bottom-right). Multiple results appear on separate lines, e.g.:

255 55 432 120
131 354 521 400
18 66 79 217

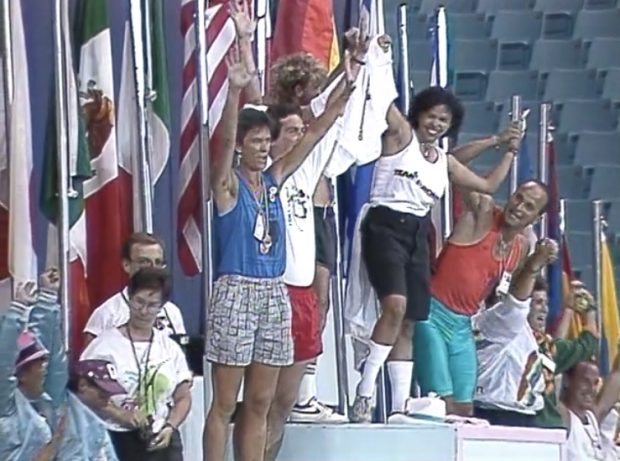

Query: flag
177 0 235 275
598 231 619 375
546 137 564 330
118 0 171 231
0 0 37 301
40 0 93 357
271 0 339 72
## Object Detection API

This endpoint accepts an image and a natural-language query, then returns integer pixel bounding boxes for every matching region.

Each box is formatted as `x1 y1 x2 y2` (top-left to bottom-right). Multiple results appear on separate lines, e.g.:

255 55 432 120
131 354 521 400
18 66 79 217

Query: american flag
178 0 235 275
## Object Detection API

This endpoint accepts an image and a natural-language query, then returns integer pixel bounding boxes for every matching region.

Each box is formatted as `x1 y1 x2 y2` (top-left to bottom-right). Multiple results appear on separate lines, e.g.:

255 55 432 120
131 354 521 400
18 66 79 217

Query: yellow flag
601 232 620 370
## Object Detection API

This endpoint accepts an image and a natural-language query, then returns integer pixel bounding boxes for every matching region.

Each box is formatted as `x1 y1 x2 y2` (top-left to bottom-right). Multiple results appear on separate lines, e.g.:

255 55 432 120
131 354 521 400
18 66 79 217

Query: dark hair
408 86 464 138
128 267 171 301
122 232 164 261
266 103 303 123
533 276 549 293
236 108 279 144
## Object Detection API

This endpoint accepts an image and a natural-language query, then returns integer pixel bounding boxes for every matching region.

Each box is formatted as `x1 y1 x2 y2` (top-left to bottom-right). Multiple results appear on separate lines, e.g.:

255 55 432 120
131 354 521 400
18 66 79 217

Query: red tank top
431 209 526 316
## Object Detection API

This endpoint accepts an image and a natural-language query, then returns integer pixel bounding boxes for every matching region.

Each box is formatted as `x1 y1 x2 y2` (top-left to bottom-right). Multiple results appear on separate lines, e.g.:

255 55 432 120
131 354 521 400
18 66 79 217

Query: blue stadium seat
587 165 620 198
409 39 434 71
411 70 431 93
567 231 595 268
477 0 536 13
450 13 490 39
454 71 488 101
601 68 620 102
542 12 575 39
565 199 594 232
557 165 588 199
534 0 584 11
584 0 618 9
461 101 500 133
453 39 498 71
419 0 477 15
554 132 574 166
574 131 620 167
553 99 617 133
497 99 540 128
607 200 620 235
491 11 543 41
486 70 539 102
585 38 620 69
574 8 620 39
498 42 533 70
541 69 600 100
530 39 584 71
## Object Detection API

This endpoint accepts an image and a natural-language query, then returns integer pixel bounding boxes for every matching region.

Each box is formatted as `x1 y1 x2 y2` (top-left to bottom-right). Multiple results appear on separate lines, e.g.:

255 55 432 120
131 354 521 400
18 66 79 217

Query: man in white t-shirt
83 232 186 346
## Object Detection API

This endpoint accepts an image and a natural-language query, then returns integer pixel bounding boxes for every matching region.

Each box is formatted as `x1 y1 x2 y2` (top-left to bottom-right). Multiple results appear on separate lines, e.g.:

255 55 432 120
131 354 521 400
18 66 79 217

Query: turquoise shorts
414 297 477 403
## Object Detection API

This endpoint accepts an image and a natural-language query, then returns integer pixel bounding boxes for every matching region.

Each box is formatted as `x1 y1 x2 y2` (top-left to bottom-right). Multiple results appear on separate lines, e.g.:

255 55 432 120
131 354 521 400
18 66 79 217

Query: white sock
357 341 393 398
387 361 413 413
296 363 318 405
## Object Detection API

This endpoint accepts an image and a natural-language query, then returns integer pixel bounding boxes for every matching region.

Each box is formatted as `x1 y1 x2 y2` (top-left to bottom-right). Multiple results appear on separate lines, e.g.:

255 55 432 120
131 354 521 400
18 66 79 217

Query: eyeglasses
131 257 167 269
130 297 163 312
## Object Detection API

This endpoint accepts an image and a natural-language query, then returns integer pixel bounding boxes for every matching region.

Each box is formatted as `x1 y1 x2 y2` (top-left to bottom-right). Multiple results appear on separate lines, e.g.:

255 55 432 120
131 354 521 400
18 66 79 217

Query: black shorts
361 205 431 321
314 206 337 273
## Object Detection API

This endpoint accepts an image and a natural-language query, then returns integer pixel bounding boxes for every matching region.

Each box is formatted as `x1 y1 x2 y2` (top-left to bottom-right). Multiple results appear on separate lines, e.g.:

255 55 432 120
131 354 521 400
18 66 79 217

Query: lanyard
126 326 155 412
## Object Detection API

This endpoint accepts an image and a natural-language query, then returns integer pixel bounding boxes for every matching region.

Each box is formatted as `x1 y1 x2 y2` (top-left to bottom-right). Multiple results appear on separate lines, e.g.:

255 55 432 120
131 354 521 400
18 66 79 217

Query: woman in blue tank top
203 48 354 461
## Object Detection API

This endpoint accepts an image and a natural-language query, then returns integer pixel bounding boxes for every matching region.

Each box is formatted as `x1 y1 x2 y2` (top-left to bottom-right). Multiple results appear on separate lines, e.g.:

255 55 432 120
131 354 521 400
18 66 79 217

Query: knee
209 394 238 422
271 389 298 420
382 296 407 323
244 391 275 418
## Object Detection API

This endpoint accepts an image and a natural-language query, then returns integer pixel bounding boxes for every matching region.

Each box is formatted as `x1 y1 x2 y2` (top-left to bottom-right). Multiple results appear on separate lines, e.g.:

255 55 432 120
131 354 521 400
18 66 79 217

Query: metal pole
330 182 350 418
53 0 72 348
255 0 270 95
195 0 215 418
397 5 409 113
538 103 550 239
375 0 385 35
509 95 522 195
592 200 604 347
128 0 154 232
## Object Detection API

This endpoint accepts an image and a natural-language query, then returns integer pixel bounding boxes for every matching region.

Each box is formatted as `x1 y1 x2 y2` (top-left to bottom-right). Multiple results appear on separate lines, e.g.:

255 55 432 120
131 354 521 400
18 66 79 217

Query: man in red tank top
414 180 549 416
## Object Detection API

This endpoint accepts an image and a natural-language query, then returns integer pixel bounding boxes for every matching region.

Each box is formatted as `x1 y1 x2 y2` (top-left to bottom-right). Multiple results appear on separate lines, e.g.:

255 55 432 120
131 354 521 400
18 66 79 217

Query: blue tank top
215 171 286 278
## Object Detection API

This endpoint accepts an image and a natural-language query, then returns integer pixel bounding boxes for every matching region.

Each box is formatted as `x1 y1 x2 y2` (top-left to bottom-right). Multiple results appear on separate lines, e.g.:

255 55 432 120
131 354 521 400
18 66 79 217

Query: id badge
253 213 266 241
496 271 513 297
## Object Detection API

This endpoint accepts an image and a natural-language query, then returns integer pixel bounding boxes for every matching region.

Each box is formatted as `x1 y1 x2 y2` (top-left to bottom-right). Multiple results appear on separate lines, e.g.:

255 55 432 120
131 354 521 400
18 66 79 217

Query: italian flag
41 0 127 356
118 0 171 230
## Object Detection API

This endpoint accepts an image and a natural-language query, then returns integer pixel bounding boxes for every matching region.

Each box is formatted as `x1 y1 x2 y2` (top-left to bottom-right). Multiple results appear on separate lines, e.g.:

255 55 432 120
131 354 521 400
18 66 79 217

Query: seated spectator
81 268 193 461
562 356 620 461
83 232 186 346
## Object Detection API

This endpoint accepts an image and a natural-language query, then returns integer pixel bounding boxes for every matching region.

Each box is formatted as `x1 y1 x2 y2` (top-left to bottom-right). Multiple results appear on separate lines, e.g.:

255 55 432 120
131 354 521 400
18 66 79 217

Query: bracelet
491 135 500 149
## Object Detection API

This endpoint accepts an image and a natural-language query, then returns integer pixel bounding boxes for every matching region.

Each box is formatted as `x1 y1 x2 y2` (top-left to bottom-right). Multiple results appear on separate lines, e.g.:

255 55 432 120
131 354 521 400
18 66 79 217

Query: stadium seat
454 71 488 101
584 0 618 9
490 11 543 41
553 133 574 166
486 70 539 102
565 199 594 232
601 68 620 102
450 13 490 39
498 42 533 70
542 12 575 39
557 165 588 199
408 40 434 71
530 39 583 71
453 39 498 71
419 0 477 15
534 0 584 11
541 69 600 100
497 99 540 129
553 99 617 133
461 101 500 133
411 70 431 93
573 266 595 290
477 0 536 13
567 231 595 268
574 8 620 39
585 38 620 69
587 165 620 198
607 200 620 236
574 132 620 167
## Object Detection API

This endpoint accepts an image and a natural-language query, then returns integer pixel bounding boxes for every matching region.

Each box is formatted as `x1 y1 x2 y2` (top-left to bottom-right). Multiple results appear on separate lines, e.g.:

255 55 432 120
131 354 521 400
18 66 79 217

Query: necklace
126 326 155 412
237 170 272 254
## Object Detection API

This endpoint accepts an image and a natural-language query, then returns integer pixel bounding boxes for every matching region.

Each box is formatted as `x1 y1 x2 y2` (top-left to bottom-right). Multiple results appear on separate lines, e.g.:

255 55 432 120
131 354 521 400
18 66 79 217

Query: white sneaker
387 412 444 425
289 398 348 424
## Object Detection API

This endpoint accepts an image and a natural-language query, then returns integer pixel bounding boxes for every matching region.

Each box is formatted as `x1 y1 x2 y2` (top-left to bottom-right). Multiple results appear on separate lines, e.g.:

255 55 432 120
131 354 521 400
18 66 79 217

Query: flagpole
53 0 72 348
194 0 215 418
397 5 409 113
538 103 550 239
255 0 270 95
592 200 604 350
509 95 521 196
128 0 154 232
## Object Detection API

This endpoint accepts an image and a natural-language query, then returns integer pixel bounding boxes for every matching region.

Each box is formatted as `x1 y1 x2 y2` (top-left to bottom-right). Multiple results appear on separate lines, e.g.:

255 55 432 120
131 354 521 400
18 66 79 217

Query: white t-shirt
472 294 547 414
567 410 617 461
83 288 186 337
80 328 193 433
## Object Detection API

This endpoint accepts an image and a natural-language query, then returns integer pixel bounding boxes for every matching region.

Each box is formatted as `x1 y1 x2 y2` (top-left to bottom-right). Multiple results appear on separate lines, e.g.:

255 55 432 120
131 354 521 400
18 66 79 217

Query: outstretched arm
451 121 522 165
448 149 515 195
230 0 262 104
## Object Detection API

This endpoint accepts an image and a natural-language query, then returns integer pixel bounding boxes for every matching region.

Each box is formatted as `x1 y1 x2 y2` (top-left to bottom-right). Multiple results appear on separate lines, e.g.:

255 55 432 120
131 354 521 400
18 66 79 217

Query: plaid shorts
205 274 294 367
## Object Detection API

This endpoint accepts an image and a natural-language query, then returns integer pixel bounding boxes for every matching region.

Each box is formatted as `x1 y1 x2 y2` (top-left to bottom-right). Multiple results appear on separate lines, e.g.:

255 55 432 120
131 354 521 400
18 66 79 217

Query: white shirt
81 328 193 433
83 288 186 337
473 294 547 414
567 410 617 461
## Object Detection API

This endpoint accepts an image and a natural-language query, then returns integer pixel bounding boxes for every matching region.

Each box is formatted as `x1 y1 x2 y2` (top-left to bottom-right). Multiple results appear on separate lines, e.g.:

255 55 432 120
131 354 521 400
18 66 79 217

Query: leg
233 363 281 461
203 364 245 461
448 320 478 417
313 263 331 334
264 361 309 461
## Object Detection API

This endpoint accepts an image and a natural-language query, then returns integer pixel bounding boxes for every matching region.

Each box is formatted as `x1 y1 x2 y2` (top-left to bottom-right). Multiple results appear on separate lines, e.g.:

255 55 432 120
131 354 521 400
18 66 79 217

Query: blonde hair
267 53 328 105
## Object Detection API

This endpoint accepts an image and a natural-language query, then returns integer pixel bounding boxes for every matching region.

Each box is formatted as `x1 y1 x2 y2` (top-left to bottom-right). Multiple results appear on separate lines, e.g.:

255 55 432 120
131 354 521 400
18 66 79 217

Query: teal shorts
414 297 477 403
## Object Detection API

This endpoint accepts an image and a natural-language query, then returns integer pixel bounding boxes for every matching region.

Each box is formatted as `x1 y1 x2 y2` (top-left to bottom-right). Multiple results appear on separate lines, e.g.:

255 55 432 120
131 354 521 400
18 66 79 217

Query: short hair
533 276 549 293
267 53 327 105
236 108 278 144
127 267 171 301
266 103 303 123
121 232 164 261
408 86 464 138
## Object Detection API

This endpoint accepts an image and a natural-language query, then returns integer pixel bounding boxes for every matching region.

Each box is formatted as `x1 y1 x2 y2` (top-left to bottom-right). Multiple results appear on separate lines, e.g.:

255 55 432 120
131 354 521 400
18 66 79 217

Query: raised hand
566 280 596 313
229 0 254 39
40 267 60 293
377 34 392 54
530 238 559 268
226 46 252 89
497 120 522 146
14 281 37 305
344 27 370 62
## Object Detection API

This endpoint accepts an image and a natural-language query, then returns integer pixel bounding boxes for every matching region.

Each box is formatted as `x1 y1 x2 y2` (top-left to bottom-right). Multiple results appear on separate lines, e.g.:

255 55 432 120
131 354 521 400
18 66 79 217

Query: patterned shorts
205 274 294 367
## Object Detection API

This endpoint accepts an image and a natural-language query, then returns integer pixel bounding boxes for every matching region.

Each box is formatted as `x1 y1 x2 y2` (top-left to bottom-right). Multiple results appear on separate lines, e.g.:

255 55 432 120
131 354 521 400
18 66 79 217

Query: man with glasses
83 232 186 346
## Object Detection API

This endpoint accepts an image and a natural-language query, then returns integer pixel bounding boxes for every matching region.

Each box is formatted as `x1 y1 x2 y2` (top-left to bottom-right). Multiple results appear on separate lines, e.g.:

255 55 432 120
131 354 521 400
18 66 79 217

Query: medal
260 233 272 254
